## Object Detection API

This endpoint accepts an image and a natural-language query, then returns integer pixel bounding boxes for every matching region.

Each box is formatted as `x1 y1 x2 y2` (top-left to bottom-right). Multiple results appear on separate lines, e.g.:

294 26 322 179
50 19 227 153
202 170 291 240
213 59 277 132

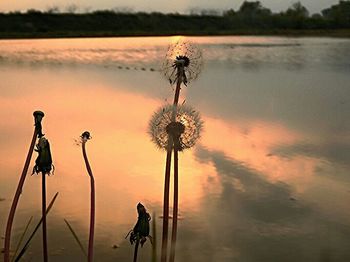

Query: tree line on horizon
0 1 349 37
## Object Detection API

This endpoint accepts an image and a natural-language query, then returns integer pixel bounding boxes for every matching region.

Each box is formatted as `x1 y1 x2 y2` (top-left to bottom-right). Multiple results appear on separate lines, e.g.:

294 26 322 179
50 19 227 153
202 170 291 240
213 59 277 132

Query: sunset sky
0 0 341 14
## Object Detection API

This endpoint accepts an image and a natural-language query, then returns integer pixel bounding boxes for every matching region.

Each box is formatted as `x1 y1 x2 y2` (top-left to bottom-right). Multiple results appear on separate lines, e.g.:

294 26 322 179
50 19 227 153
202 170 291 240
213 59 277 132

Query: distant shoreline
1 29 350 40
2 3 350 41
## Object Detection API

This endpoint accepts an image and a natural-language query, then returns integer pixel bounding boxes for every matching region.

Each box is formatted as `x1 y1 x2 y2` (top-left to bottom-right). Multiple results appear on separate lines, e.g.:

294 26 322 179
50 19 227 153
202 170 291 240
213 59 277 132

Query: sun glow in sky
0 0 340 14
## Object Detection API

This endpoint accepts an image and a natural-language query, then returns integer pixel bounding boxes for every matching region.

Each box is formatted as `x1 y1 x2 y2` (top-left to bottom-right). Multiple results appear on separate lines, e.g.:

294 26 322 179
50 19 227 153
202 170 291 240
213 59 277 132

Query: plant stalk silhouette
157 40 203 262
150 103 202 262
161 63 184 262
168 62 185 262
42 174 48 262
125 203 152 262
81 131 95 262
3 111 44 262
33 135 54 262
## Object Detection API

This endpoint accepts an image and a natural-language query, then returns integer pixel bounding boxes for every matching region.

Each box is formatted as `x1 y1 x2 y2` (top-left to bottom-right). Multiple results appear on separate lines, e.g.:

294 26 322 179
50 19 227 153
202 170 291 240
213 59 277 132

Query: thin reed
64 219 88 258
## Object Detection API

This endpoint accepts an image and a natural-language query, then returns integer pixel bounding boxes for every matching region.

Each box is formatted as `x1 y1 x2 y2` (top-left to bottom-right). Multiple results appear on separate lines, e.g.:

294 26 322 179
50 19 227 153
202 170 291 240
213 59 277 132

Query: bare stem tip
33 110 45 122
81 131 91 141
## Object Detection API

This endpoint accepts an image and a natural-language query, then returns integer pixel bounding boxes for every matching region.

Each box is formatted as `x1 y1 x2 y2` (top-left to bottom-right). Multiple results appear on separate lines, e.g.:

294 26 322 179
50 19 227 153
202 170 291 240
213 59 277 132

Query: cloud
271 141 350 168
179 145 350 261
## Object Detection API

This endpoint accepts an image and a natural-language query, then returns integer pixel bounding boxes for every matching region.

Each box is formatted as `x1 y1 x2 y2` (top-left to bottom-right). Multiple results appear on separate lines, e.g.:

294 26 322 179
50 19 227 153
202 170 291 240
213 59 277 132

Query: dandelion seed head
148 104 203 151
162 40 203 85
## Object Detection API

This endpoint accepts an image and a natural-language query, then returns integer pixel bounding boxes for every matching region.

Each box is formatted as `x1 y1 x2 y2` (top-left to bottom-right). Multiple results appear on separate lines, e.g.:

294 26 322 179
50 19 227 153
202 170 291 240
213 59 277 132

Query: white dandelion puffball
161 40 203 85
149 104 203 151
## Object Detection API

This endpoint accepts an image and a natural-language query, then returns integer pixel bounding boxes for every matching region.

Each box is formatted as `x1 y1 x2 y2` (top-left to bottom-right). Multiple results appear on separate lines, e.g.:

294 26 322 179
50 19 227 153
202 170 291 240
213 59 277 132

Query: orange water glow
0 81 213 224
202 117 317 191
0 79 317 230
0 36 321 229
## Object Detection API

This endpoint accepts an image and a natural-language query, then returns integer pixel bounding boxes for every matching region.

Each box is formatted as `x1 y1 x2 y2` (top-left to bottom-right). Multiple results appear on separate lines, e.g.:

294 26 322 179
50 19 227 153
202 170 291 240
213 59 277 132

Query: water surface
0 36 349 262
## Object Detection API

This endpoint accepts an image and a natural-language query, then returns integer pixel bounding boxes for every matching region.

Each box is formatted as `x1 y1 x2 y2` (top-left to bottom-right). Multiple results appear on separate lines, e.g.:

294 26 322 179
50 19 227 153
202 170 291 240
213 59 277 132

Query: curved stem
82 141 95 262
42 174 48 262
4 128 38 262
169 149 178 262
160 147 172 262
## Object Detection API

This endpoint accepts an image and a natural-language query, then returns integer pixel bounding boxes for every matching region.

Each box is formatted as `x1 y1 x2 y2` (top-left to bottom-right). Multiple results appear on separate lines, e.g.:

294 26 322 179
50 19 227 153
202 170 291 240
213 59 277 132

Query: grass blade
14 192 59 262
63 219 88 258
11 216 33 262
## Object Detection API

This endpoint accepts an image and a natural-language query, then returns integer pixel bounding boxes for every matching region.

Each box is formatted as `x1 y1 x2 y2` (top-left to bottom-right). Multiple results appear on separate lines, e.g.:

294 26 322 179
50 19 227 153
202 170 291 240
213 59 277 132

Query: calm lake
0 36 349 262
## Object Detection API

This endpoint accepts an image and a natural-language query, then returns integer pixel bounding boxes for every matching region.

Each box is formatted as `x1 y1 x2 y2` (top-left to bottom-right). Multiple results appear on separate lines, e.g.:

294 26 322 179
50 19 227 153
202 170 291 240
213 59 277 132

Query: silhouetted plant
157 40 203 262
80 131 95 262
149 104 203 151
32 136 54 262
3 111 44 262
125 203 152 262
149 104 203 262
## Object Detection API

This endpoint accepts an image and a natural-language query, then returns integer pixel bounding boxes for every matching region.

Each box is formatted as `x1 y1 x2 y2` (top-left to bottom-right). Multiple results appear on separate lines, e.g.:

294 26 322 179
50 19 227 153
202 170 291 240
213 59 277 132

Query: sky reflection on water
0 36 350 261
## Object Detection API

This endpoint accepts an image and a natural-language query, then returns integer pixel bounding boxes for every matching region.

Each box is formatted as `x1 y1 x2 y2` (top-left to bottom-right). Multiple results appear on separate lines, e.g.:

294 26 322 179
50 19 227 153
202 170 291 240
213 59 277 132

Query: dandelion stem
169 149 178 262
173 66 184 105
4 127 38 262
160 145 172 262
42 173 48 262
82 139 95 262
152 212 157 262
169 64 184 262
161 64 184 262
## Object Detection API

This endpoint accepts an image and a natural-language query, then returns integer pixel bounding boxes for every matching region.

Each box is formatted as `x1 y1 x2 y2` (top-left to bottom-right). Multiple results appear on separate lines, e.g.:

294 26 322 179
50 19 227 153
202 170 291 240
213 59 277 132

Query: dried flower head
162 40 203 86
149 104 203 151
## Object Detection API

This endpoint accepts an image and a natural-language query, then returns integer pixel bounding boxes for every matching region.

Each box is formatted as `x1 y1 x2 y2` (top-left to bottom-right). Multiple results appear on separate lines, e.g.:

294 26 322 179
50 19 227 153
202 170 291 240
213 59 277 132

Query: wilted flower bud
126 203 152 247
33 137 53 175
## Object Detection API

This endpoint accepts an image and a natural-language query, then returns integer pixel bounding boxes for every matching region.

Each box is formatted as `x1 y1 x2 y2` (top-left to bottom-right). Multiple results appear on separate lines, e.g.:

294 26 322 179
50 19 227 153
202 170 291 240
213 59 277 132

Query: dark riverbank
1 1 350 39
1 29 350 40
